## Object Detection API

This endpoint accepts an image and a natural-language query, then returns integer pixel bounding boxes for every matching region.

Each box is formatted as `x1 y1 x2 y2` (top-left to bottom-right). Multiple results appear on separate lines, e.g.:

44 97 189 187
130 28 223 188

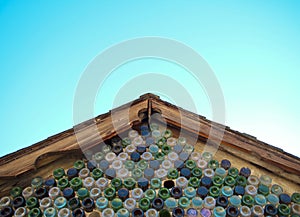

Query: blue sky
1 1 300 157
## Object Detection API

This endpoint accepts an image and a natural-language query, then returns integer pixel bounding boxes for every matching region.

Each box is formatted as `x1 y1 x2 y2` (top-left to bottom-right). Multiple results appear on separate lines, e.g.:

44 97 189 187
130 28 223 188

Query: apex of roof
0 93 299 196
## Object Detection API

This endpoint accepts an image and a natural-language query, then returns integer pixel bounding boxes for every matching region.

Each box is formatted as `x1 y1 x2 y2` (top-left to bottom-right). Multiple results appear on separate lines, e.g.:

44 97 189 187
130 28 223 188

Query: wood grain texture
150 98 300 179
0 93 299 197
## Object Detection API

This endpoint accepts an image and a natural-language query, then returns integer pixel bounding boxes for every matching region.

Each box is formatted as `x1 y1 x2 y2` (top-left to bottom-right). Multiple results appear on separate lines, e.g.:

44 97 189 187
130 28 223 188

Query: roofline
0 93 299 182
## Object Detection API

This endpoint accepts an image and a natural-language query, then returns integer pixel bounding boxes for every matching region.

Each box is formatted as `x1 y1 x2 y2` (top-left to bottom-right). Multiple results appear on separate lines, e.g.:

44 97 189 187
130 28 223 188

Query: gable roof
0 93 299 195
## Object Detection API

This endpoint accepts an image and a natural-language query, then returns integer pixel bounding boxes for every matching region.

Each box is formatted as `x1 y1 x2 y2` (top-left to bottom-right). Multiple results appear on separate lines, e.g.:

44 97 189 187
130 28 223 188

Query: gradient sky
1 1 300 157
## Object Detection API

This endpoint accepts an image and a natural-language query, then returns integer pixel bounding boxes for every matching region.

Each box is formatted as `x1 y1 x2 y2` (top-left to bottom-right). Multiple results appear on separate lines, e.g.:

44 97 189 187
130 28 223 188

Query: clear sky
1 1 300 157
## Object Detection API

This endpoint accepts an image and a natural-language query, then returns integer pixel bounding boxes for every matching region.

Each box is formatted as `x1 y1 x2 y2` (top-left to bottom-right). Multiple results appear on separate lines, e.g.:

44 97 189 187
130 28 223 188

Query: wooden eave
0 93 299 195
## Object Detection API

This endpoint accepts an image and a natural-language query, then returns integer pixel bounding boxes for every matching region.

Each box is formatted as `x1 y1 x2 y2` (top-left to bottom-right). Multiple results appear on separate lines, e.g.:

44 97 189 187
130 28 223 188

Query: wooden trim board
0 93 299 196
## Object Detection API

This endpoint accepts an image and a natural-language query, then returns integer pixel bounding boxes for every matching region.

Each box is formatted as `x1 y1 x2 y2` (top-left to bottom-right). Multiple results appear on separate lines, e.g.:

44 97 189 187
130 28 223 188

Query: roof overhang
0 93 299 195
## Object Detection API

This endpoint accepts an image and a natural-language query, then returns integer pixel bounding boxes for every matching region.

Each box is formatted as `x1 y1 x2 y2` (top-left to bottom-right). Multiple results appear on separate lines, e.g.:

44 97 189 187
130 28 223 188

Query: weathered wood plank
151 98 300 179
0 93 299 197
